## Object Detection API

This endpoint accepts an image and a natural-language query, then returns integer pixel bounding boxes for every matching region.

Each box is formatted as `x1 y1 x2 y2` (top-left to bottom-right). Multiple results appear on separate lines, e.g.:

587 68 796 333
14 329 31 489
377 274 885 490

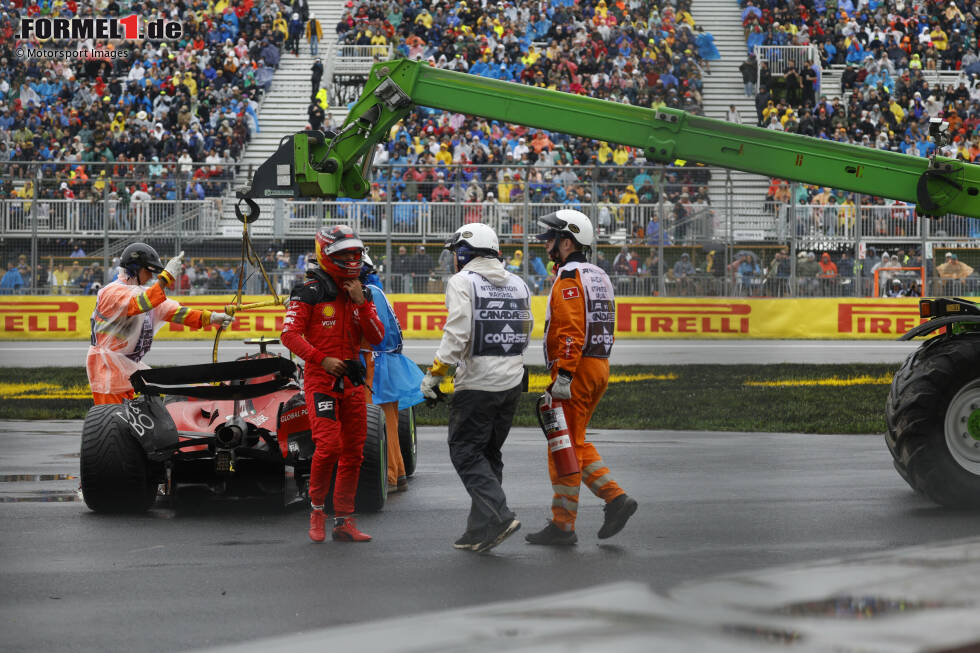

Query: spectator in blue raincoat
695 28 720 62
1 262 25 294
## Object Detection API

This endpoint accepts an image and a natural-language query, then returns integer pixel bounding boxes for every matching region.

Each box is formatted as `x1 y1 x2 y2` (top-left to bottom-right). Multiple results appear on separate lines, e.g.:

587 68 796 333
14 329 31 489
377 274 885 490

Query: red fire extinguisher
536 394 579 477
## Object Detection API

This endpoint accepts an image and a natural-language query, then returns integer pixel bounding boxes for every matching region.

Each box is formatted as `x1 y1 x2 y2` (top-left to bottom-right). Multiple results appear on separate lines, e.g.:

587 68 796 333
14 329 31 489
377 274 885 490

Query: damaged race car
79 338 418 513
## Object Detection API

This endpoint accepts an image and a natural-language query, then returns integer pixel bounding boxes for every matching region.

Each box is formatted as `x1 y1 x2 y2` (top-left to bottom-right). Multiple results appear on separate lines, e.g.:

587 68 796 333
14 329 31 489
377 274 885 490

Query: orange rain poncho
86 268 212 402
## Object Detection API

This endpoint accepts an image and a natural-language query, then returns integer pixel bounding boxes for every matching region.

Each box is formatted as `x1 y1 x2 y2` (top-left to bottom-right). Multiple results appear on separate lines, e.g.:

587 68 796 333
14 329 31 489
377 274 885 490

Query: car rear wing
131 358 298 400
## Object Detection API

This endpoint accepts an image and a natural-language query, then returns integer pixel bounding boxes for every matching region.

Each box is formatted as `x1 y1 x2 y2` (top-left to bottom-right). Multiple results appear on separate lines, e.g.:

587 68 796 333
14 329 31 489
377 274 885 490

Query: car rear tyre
80 404 157 513
355 404 387 512
398 406 417 477
886 333 980 508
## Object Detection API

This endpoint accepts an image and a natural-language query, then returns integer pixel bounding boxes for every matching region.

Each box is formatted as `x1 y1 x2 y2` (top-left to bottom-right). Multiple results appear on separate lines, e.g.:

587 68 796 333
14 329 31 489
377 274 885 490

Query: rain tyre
80 404 157 513
355 404 387 512
886 333 980 508
398 406 417 477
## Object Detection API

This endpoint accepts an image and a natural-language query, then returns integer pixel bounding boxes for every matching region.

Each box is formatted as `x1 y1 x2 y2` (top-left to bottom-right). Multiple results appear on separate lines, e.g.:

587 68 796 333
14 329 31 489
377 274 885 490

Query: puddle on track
0 489 81 503
0 473 76 482
764 596 961 619
0 474 80 502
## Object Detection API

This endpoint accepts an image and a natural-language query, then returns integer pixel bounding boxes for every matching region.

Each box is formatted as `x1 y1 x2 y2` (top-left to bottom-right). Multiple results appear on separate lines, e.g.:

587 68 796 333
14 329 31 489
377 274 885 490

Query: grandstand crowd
731 0 980 265
334 0 719 215
0 0 299 204
739 0 980 158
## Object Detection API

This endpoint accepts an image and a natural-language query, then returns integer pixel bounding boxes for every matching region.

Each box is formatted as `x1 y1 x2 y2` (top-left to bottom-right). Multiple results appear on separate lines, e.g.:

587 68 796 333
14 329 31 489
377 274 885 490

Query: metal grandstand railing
224 199 718 243
332 44 393 74
755 44 821 96
1 199 219 238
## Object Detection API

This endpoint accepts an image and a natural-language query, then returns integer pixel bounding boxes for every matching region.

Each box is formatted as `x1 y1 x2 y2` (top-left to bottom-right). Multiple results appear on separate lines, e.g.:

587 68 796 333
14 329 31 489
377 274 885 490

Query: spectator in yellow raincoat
109 112 126 134
497 172 514 203
315 87 328 111
619 184 639 205
305 13 322 56
273 13 288 42
414 8 432 29
435 142 453 166
611 145 630 166
181 71 197 97
596 141 612 164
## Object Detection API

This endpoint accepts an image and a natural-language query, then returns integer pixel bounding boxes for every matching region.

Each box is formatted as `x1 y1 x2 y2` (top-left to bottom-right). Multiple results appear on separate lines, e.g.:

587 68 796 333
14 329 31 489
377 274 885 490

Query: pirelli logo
166 302 284 333
0 300 79 333
616 302 750 334
393 301 447 332
837 302 927 334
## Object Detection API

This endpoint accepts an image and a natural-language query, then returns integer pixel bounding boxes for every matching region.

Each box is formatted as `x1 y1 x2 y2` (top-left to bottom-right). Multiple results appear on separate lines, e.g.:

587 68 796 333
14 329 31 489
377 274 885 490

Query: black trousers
447 383 522 534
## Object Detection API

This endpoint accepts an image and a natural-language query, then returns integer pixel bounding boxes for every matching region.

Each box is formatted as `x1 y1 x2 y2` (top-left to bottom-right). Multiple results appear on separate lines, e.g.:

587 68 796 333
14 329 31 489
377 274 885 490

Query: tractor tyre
398 406 418 477
355 404 388 512
80 404 157 513
886 332 980 508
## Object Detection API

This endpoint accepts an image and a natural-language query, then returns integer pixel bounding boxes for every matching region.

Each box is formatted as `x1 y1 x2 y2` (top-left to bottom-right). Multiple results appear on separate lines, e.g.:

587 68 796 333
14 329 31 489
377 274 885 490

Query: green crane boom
236 58 980 222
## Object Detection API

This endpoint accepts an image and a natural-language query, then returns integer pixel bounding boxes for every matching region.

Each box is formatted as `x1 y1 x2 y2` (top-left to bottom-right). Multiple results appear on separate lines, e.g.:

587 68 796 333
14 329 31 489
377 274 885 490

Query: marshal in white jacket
434 256 532 392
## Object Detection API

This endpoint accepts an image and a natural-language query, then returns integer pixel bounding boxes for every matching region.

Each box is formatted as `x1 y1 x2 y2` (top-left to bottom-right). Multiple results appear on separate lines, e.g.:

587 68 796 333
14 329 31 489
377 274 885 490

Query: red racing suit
543 251 624 532
280 268 384 516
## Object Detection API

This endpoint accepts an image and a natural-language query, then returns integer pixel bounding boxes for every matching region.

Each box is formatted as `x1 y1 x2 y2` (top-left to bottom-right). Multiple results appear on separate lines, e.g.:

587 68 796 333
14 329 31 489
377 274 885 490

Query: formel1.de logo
19 15 183 40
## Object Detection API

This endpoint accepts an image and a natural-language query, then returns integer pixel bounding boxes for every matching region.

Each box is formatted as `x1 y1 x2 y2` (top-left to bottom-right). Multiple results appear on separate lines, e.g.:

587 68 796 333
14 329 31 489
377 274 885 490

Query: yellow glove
421 358 449 399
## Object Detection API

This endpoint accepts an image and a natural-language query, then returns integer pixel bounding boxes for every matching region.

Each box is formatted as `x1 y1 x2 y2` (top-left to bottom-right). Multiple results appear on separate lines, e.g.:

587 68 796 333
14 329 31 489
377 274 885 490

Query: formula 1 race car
79 339 418 513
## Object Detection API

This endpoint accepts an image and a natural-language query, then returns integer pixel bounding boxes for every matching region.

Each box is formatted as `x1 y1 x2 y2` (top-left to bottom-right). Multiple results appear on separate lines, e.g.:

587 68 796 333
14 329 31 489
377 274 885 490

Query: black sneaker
453 529 483 551
474 518 520 553
524 521 578 546
598 494 637 539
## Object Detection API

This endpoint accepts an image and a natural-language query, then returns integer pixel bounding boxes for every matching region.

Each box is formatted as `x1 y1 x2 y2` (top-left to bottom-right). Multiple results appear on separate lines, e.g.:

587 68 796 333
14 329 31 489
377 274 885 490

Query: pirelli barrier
1 295 965 341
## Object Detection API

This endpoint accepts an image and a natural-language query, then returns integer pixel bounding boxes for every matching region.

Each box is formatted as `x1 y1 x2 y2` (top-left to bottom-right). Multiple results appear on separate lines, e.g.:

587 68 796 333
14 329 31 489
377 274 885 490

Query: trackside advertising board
0 295 953 340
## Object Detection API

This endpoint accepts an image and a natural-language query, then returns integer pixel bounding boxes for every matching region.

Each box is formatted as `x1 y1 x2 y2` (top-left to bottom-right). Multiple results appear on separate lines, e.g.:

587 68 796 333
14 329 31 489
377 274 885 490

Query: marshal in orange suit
526 210 638 546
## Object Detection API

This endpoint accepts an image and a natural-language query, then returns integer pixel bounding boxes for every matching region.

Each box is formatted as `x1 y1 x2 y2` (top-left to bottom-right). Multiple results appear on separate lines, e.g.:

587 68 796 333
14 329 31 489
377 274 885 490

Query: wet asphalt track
0 338 922 367
3 419 980 651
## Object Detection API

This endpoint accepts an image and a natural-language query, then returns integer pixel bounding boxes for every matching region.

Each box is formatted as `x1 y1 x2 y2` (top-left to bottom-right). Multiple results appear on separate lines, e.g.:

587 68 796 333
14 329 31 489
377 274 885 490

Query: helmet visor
535 213 566 241
444 232 463 250
323 237 364 255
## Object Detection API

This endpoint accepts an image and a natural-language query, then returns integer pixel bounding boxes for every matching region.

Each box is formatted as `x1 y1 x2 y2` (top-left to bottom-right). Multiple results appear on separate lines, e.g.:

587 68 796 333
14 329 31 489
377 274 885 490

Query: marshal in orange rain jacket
87 274 213 403
542 251 626 532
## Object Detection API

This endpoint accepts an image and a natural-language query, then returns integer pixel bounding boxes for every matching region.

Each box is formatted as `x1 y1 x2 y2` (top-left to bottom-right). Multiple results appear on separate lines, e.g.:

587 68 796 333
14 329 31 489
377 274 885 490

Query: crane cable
211 216 284 363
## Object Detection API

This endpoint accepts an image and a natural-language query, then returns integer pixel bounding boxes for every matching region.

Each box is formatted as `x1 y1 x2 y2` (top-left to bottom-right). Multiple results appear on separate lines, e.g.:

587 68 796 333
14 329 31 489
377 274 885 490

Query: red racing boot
332 517 372 542
308 508 327 543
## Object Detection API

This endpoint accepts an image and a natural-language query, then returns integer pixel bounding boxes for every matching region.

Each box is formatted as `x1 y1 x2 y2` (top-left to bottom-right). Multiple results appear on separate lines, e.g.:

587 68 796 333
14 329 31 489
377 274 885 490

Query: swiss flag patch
561 287 580 300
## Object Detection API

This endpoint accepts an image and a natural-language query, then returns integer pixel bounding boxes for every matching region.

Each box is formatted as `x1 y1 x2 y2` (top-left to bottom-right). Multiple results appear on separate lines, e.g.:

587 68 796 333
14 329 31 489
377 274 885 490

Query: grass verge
0 364 895 433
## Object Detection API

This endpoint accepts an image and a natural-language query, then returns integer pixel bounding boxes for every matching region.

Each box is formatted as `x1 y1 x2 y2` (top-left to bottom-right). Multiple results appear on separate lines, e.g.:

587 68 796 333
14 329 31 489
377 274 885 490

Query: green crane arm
236 58 980 223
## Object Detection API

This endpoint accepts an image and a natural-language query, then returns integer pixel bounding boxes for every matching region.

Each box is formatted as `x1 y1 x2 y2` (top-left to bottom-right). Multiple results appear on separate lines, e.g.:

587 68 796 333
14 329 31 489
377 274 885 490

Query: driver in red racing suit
281 225 384 544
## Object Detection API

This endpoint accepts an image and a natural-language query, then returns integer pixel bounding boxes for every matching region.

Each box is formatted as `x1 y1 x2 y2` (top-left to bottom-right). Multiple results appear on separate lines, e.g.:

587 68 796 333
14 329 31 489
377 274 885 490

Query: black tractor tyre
80 405 158 513
886 333 980 508
355 404 388 512
398 406 418 477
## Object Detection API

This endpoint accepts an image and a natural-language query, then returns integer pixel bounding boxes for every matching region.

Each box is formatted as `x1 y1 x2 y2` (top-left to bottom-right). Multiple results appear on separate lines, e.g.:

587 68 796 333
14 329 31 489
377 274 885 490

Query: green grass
414 364 895 434
0 364 897 434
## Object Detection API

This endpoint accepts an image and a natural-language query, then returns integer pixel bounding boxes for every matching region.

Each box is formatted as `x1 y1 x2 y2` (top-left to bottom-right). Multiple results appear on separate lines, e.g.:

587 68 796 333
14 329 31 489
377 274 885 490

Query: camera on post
928 118 950 145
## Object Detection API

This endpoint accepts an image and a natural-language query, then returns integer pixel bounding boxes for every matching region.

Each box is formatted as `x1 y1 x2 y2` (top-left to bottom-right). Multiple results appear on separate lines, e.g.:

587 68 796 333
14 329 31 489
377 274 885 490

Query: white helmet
445 223 500 271
445 222 500 254
535 209 594 247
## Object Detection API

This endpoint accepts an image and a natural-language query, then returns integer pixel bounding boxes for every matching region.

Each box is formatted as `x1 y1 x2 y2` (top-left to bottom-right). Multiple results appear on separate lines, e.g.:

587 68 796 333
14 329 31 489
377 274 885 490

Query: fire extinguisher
536 394 579 477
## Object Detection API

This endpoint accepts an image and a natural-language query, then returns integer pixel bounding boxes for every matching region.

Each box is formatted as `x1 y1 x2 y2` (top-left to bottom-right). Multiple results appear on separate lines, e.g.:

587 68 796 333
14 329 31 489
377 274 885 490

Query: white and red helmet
315 225 364 280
